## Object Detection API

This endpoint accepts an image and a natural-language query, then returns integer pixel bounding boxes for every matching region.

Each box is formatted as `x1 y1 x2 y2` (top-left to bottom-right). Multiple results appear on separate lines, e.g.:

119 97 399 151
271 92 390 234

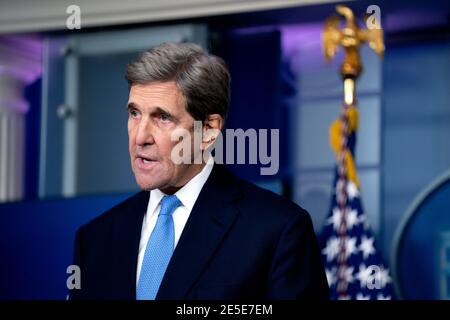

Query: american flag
320 103 394 300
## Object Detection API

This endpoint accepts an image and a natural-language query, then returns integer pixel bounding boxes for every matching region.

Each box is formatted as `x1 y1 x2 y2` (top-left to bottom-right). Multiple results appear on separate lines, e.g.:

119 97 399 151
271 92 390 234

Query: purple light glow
280 22 343 73
385 11 449 32
0 35 42 84
0 97 29 114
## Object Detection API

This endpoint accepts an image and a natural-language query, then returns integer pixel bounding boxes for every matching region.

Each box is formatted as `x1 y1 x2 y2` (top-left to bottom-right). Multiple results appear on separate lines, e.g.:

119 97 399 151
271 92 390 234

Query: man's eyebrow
126 102 138 112
152 106 173 116
126 104 177 120
153 106 179 123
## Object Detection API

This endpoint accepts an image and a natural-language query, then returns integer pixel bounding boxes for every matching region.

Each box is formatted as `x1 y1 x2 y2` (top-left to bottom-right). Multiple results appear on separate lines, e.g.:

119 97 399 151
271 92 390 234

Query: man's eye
160 113 171 122
129 110 138 118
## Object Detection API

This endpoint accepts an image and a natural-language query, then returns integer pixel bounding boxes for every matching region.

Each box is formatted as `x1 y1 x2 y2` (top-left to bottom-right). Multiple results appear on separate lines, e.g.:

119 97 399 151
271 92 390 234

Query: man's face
127 81 200 193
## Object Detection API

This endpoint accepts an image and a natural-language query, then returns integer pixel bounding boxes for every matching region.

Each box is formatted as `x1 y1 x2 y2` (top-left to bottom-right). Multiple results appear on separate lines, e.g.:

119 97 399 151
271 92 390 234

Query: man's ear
201 114 223 150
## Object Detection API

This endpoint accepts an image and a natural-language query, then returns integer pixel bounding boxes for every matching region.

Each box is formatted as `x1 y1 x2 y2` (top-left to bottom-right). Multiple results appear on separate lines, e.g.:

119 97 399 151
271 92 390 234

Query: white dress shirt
136 157 214 285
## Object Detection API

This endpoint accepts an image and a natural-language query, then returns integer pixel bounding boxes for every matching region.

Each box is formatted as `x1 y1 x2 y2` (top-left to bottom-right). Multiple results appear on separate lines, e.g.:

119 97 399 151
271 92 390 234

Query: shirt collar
175 156 214 212
147 156 214 216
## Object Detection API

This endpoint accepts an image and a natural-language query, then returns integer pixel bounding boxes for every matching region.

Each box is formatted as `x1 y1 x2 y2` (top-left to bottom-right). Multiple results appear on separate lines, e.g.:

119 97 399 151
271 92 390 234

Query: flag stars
346 181 359 200
359 235 375 259
345 237 357 258
327 208 360 231
328 208 342 231
322 236 358 261
355 264 373 289
322 236 340 262
321 147 394 300
346 209 359 229
378 267 392 287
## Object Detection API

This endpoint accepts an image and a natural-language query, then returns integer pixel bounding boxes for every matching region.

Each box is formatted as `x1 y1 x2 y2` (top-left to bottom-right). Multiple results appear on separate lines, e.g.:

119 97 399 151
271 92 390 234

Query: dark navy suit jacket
69 164 329 300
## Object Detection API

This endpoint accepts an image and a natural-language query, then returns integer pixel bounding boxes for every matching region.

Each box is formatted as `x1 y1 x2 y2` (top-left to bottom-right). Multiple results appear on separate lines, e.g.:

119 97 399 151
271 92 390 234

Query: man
70 42 329 300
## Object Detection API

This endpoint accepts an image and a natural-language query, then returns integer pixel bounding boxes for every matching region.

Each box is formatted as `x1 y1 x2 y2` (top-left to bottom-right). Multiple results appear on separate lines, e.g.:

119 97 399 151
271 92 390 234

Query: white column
0 35 41 202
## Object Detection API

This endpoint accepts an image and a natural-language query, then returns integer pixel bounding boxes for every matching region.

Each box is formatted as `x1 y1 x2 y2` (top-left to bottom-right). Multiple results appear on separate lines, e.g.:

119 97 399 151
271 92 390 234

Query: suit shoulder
238 178 309 220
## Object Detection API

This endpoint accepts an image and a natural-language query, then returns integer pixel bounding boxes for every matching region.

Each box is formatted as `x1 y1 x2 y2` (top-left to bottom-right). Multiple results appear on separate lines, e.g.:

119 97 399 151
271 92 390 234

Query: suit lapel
111 191 149 299
157 165 243 299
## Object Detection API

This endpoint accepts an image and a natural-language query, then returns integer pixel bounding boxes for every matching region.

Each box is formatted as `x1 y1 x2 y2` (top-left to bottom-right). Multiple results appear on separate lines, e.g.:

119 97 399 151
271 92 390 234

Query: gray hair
125 42 230 122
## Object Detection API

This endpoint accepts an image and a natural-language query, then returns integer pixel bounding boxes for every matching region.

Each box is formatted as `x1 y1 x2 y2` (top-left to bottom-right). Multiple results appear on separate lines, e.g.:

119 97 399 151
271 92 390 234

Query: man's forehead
128 81 185 108
129 81 181 96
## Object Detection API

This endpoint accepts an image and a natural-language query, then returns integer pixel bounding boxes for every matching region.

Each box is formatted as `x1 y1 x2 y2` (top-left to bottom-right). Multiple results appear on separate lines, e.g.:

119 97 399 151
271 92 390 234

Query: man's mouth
140 156 154 164
136 153 156 162
134 153 158 168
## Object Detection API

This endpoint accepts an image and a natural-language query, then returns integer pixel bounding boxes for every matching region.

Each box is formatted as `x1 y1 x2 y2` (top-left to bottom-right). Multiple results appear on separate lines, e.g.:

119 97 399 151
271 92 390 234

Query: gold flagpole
322 4 384 298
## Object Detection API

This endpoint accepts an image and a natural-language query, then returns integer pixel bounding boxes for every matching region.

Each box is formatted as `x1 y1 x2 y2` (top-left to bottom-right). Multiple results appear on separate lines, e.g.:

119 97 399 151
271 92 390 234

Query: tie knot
159 195 181 216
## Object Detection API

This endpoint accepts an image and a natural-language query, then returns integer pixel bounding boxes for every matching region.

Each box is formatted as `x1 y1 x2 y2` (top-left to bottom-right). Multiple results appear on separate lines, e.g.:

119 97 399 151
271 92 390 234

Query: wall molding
0 0 339 33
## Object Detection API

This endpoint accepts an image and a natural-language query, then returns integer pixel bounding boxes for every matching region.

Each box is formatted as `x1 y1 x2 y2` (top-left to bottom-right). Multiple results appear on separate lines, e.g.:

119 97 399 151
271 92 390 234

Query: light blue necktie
136 194 181 300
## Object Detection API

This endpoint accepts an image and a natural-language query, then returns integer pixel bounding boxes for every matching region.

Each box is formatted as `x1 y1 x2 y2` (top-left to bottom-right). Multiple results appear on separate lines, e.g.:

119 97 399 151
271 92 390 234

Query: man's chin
135 178 168 191
137 183 160 191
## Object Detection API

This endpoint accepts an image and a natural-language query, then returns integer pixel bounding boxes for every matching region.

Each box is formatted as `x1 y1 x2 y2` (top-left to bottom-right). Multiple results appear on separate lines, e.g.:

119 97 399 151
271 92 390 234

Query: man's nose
135 117 155 146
